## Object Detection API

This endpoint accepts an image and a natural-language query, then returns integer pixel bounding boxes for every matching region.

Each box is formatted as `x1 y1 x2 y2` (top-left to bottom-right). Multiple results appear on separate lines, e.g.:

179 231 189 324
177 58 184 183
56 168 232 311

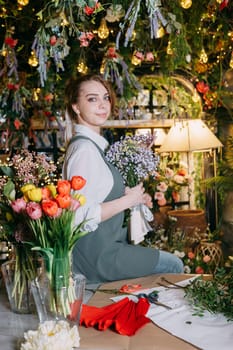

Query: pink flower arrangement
145 164 192 211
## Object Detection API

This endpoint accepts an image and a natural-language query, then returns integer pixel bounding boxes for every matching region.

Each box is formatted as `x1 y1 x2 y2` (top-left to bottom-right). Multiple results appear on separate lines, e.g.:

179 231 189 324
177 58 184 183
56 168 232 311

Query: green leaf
0 166 15 178
3 180 16 201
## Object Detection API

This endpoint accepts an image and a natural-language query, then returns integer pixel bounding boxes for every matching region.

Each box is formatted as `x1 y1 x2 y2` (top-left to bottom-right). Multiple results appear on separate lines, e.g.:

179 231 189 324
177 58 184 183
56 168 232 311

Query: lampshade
159 119 223 153
153 128 167 146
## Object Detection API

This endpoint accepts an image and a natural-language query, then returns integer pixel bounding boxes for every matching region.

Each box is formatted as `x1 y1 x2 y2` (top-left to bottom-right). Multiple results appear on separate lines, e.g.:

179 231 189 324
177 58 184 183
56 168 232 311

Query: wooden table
78 274 200 350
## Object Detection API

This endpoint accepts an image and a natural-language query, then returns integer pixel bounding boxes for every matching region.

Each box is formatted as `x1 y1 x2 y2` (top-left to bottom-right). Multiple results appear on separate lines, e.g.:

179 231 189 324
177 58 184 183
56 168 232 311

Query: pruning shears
136 290 172 310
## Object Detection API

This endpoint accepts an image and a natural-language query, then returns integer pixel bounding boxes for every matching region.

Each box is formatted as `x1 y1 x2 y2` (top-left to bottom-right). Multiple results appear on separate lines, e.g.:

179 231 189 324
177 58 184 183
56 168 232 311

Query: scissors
136 290 172 310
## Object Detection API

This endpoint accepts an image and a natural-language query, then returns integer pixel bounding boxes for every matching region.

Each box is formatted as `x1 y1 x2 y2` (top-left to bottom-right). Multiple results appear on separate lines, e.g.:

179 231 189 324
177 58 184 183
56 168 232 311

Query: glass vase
31 258 86 324
1 256 44 314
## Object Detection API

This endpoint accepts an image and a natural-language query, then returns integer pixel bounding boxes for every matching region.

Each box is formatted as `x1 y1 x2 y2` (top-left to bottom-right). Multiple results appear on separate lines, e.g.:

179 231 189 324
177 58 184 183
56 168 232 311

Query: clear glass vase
1 256 44 314
31 267 86 324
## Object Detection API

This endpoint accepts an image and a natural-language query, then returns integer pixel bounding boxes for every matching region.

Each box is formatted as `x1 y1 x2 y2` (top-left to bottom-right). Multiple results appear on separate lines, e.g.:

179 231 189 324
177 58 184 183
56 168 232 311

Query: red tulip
42 199 59 217
57 180 71 195
55 194 71 209
71 176 86 190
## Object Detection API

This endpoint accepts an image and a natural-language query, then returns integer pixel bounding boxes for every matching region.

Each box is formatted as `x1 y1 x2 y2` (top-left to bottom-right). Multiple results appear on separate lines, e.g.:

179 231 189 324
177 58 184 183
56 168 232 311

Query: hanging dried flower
115 0 180 49
105 4 125 22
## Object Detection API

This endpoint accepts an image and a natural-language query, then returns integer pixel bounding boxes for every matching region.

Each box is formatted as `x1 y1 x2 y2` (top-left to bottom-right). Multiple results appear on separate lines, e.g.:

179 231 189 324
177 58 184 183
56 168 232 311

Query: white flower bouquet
20 320 80 350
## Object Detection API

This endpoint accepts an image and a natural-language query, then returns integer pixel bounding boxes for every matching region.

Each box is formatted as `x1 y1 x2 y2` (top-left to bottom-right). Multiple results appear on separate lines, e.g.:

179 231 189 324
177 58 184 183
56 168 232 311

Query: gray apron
69 136 158 283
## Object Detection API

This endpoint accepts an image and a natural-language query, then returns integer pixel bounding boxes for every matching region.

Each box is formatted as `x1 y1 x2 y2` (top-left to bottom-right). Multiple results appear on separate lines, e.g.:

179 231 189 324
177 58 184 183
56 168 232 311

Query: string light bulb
1 48 7 57
60 12 69 26
131 30 137 41
228 31 233 41
17 0 29 6
199 48 208 63
28 51 38 67
32 88 41 101
180 0 192 9
230 52 233 69
166 41 173 55
0 7 7 18
97 18 109 40
156 27 165 38
76 60 88 74
100 61 106 75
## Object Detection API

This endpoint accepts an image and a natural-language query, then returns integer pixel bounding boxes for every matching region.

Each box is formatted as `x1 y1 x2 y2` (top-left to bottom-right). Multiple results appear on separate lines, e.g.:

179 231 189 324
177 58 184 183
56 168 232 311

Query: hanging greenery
0 0 233 149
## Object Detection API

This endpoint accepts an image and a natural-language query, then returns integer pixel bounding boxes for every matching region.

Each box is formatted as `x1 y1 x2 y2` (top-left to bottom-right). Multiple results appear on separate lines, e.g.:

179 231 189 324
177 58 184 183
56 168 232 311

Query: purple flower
106 135 159 187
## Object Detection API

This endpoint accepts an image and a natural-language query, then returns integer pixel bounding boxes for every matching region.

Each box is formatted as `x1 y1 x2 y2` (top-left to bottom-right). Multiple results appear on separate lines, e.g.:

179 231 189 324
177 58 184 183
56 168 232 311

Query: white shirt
62 124 114 231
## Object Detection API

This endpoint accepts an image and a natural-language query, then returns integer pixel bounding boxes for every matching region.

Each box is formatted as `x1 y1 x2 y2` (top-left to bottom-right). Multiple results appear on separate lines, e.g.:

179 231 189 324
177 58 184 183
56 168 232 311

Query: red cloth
79 297 151 336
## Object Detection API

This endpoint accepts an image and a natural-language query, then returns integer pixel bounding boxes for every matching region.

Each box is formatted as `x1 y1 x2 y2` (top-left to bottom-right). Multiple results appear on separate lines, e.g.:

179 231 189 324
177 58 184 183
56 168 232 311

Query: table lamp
159 119 223 153
158 119 223 223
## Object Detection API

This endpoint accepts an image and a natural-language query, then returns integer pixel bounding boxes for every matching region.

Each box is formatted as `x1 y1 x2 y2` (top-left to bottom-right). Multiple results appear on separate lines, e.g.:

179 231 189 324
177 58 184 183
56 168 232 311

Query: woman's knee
153 250 184 274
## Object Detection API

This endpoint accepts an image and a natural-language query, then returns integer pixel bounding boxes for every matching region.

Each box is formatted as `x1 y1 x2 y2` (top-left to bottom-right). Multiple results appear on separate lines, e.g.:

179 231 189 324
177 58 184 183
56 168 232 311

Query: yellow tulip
46 184 57 198
75 193 86 206
21 184 36 194
6 212 13 222
23 194 29 202
27 188 42 202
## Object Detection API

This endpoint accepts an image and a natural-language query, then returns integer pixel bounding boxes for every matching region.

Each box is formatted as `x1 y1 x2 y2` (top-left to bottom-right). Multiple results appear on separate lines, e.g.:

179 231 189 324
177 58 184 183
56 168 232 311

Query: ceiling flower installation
0 0 233 149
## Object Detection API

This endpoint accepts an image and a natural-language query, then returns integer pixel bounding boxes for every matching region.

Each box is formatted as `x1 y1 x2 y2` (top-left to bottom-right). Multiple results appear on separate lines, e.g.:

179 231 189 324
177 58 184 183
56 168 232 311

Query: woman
63 74 183 284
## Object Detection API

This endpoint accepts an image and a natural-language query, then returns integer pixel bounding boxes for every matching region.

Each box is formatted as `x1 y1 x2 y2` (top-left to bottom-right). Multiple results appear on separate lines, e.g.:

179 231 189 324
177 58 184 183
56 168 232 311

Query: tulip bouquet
0 150 88 317
0 150 58 311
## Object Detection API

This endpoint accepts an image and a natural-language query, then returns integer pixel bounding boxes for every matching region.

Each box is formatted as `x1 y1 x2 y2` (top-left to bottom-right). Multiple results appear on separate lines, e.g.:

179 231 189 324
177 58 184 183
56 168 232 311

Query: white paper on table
129 204 153 245
112 278 233 350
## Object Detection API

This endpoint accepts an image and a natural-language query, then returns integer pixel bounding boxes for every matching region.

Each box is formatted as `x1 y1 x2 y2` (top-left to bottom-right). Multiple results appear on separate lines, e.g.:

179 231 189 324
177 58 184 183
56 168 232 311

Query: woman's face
72 80 112 132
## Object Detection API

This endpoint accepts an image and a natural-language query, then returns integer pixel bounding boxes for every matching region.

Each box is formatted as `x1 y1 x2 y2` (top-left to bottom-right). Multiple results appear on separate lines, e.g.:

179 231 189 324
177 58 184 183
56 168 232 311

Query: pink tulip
70 198 81 211
26 202 42 220
11 198 27 213
53 207 63 218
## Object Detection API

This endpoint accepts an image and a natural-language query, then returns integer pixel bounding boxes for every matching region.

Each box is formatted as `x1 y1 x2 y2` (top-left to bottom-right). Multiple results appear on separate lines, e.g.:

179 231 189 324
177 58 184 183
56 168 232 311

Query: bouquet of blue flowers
106 134 159 243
